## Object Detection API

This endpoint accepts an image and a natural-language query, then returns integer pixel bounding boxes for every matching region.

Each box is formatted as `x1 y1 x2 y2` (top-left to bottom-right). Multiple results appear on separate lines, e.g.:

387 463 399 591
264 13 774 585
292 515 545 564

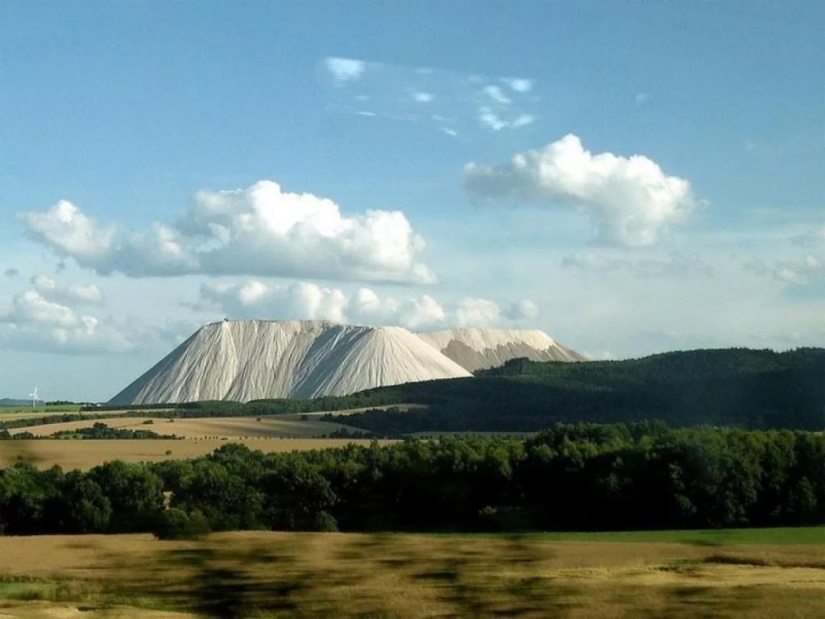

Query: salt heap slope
417 328 586 372
109 320 472 405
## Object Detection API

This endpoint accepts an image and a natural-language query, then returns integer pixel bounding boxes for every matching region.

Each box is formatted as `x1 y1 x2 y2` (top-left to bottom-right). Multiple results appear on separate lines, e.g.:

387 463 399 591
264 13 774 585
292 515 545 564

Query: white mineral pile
416 328 586 372
109 320 473 405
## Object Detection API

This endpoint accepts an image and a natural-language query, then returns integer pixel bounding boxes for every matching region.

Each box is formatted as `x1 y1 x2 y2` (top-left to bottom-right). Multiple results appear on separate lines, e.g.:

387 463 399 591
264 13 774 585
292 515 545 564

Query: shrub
153 508 211 540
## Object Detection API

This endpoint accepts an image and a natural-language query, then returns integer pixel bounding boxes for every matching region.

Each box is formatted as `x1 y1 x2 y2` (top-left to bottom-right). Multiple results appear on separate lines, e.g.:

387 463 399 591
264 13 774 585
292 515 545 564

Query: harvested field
0 531 822 618
0 437 388 471
8 415 361 439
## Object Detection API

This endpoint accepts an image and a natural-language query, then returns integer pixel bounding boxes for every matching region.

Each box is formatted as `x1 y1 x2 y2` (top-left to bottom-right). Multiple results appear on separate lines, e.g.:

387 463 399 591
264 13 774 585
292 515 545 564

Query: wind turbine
29 387 40 408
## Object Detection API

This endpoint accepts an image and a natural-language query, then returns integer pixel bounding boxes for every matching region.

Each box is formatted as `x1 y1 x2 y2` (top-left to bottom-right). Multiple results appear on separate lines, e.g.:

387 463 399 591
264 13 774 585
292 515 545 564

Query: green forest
74 347 825 434
1 423 823 536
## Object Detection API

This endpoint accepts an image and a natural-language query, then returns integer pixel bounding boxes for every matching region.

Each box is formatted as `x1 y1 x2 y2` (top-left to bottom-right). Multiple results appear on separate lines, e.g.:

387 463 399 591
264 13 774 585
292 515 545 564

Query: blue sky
1 1 823 400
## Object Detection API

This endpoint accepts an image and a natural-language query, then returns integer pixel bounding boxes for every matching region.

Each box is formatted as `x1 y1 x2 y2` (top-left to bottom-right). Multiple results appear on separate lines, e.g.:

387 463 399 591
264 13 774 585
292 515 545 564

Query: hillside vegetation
63 347 825 435
335 347 825 433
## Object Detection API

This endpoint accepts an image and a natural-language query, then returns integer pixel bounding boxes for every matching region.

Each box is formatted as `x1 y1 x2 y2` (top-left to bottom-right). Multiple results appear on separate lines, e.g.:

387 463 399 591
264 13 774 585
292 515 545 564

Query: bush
143 419 154 425
153 508 211 540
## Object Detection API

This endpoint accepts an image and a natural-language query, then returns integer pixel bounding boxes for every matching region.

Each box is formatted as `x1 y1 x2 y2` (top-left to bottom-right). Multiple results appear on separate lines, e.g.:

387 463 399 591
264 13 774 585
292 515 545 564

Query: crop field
0 437 388 471
8 414 362 439
0 530 823 618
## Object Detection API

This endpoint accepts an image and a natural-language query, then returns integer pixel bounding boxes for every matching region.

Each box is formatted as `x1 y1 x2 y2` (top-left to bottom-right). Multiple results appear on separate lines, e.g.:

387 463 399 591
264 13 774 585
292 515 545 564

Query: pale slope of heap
416 328 587 372
109 320 473 405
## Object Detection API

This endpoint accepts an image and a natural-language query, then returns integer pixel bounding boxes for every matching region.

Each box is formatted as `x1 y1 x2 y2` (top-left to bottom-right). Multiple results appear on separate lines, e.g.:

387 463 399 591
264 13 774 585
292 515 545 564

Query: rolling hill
332 347 825 433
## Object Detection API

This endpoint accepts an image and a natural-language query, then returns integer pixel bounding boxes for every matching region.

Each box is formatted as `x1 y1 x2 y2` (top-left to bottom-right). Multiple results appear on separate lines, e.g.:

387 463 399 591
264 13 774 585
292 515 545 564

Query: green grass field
450 526 825 545
0 404 83 415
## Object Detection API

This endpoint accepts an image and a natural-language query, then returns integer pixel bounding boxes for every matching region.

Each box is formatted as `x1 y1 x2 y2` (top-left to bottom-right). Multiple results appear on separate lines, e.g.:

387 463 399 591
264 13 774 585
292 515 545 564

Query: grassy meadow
0 404 85 421
0 530 823 618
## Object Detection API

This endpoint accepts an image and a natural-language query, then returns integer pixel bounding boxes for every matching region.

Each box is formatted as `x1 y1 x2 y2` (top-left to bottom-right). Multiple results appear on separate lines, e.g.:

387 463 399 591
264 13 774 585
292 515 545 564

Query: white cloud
197 281 349 323
484 85 511 106
22 200 115 262
397 295 448 330
412 91 434 103
635 92 649 105
454 297 500 327
770 255 823 288
464 134 699 247
477 108 535 132
503 299 540 320
511 114 536 128
441 128 458 137
322 59 538 137
478 107 508 131
21 181 436 284
502 78 532 93
193 280 532 330
30 275 103 306
0 289 143 354
325 57 366 85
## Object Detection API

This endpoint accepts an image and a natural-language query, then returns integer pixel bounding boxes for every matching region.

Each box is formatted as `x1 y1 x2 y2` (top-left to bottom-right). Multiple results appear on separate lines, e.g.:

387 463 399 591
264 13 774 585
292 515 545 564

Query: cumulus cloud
30 275 103 306
22 200 115 261
464 134 699 247
198 280 349 323
21 181 436 284
454 297 500 327
193 280 537 330
0 289 144 354
503 299 540 320
325 57 366 85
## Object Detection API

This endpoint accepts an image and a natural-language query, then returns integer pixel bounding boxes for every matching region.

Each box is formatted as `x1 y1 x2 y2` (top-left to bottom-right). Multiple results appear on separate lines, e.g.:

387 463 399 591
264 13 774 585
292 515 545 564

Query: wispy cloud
502 78 532 93
412 91 434 103
324 57 366 85
320 58 538 136
483 85 511 106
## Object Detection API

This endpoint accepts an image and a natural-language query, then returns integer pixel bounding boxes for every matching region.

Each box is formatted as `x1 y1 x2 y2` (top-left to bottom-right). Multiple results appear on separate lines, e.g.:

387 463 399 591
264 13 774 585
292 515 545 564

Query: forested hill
75 347 825 435
335 347 825 434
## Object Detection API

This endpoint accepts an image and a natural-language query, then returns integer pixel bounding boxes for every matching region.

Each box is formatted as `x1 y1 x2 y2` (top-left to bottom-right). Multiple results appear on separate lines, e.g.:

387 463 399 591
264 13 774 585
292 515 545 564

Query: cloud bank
21 181 435 284
193 280 539 331
464 134 699 247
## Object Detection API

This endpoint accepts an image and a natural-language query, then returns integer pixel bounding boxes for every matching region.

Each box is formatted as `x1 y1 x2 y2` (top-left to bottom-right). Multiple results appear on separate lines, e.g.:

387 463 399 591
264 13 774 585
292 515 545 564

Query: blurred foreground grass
0 531 823 618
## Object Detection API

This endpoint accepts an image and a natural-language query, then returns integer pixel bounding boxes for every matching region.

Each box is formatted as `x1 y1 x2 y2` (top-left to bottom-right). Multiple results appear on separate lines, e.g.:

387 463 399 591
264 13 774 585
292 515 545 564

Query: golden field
0 437 388 471
0 531 823 618
7 414 362 439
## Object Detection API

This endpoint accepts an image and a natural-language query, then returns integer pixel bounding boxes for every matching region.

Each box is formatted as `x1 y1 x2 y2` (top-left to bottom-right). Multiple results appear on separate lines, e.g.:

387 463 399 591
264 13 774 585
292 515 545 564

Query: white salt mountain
109 320 584 405
417 328 587 372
